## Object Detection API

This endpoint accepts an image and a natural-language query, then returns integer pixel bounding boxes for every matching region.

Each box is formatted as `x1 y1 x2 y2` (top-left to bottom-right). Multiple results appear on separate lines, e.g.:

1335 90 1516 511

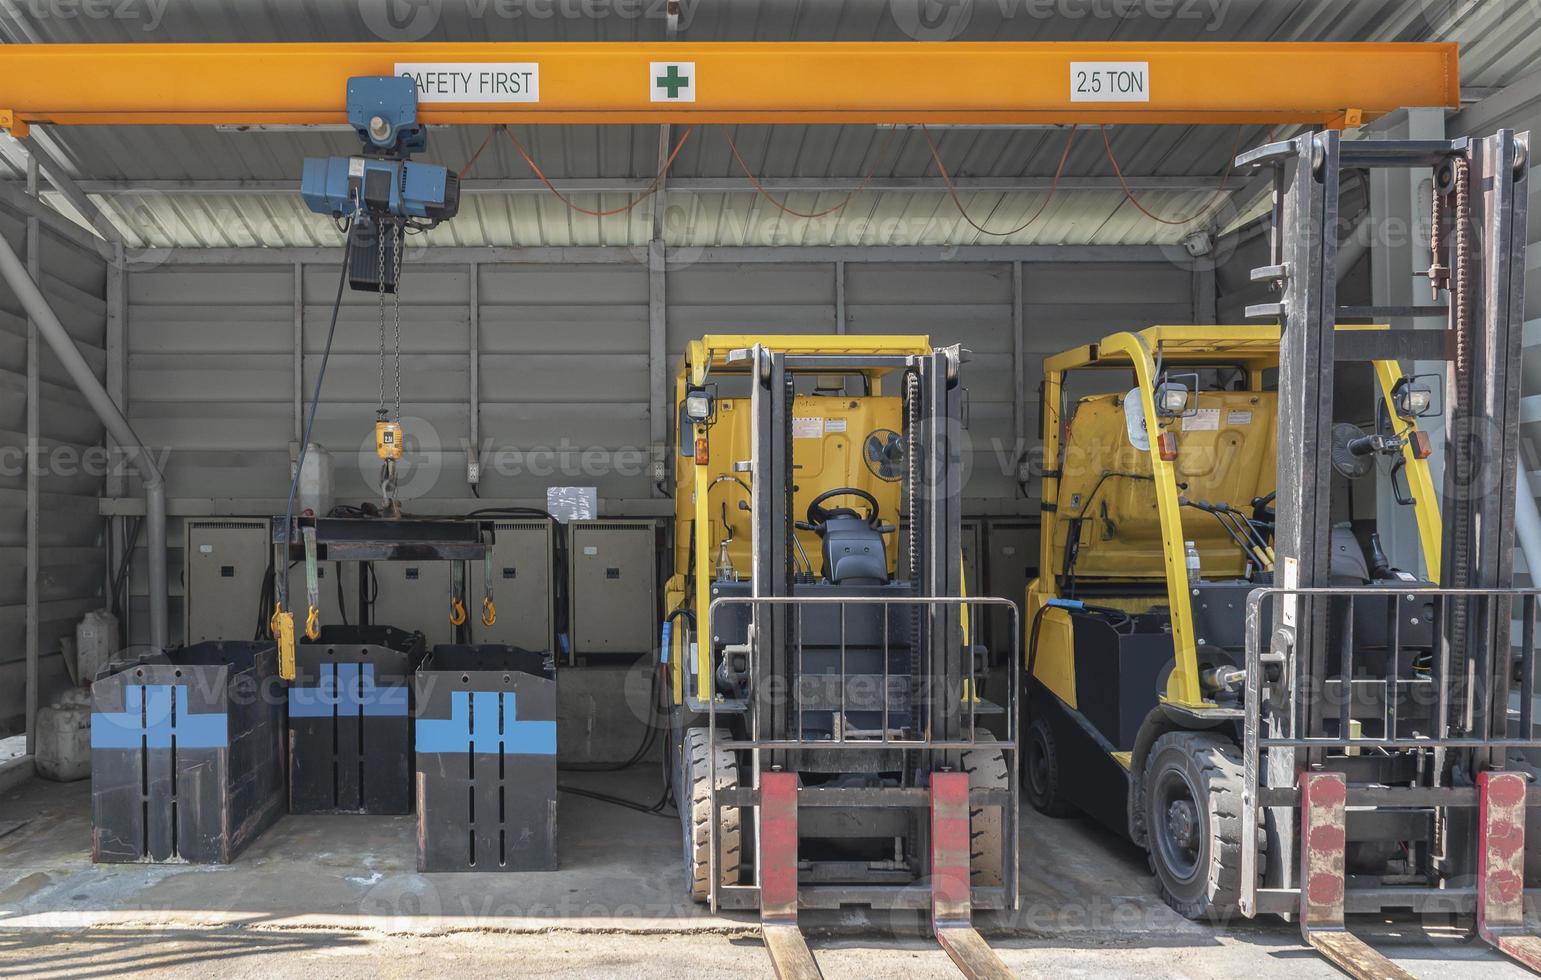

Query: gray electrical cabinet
984 520 1039 661
372 561 454 647
286 560 356 632
471 520 554 653
184 519 270 644
568 521 656 658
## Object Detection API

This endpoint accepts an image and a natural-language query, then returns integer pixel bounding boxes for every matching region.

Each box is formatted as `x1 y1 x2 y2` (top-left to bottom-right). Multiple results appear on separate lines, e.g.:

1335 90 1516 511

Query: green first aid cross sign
650 61 696 103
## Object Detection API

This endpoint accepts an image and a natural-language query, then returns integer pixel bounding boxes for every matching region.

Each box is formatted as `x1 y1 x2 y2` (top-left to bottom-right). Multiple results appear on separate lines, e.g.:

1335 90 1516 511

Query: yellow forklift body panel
1030 325 1441 712
670 334 934 705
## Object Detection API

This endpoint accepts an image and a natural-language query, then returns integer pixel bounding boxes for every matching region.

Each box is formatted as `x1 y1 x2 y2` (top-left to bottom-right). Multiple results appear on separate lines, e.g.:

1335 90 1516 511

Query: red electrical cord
458 125 499 178
722 127 896 219
502 125 696 218
921 123 1077 238
1099 124 1242 227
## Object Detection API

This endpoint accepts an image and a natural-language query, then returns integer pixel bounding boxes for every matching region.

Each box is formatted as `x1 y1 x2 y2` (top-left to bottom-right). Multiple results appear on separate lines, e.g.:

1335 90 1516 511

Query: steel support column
468 261 481 489
292 261 303 444
23 156 38 756
649 240 667 496
1012 262 1025 453
834 260 846 335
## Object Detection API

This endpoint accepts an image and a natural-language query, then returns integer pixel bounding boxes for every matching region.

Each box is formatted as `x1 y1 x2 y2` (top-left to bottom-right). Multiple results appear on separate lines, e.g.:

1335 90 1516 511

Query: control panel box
184 519 270 644
371 561 454 647
472 520 555 653
568 521 657 658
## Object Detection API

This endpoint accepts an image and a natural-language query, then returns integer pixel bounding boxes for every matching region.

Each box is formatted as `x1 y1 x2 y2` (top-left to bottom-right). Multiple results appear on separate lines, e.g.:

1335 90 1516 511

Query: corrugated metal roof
0 0 1532 248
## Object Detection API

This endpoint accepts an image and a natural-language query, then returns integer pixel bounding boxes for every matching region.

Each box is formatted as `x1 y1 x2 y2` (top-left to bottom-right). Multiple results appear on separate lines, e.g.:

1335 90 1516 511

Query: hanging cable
458 126 499 179
1098 124 1243 227
920 123 1078 238
722 126 896 219
276 209 356 639
504 124 695 217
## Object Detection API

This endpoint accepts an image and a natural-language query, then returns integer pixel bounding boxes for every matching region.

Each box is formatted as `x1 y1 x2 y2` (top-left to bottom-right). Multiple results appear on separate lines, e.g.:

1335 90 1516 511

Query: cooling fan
863 429 905 482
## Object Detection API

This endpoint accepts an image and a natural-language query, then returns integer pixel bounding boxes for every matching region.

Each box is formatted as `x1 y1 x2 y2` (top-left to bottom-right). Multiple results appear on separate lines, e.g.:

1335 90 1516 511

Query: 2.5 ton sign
1069 61 1151 103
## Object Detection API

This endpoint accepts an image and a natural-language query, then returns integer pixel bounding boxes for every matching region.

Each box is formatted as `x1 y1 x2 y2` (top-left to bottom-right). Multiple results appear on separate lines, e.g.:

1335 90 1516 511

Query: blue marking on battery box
415 689 555 755
289 662 409 718
92 684 228 750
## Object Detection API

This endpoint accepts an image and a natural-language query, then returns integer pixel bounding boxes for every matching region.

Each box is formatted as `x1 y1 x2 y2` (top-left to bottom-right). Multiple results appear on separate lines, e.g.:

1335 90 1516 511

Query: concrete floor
0 770 1533 977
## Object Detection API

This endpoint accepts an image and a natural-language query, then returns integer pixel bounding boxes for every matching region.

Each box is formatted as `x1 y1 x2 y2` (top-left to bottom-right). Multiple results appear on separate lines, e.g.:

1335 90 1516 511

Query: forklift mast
742 344 968 751
1239 129 1539 971
690 341 1018 977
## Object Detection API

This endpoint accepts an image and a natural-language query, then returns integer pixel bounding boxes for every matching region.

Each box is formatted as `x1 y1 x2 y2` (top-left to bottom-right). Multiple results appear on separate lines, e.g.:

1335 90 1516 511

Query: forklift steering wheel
804 487 882 529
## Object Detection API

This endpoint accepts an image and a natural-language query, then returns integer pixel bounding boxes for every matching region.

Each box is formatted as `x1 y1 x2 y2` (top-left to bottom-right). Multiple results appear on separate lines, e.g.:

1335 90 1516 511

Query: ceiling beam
14 175 1228 196
127 243 1175 266
0 42 1458 130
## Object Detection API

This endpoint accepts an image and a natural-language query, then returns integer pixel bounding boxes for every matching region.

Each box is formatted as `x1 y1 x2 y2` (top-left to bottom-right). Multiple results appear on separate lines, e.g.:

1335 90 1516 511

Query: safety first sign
395 63 540 103
651 61 697 103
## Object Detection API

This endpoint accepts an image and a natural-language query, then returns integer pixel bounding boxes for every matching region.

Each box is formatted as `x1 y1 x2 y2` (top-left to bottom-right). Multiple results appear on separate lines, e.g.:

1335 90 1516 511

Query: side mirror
1391 374 1440 420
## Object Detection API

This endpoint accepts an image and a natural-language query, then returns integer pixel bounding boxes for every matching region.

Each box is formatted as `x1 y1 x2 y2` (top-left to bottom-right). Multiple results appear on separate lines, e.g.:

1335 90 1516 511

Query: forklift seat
820 512 888 585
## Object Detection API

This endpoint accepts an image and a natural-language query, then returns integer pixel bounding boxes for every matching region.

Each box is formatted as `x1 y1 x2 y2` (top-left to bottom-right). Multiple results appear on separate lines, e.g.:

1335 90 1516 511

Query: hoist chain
374 218 405 423
376 219 387 419
393 222 403 422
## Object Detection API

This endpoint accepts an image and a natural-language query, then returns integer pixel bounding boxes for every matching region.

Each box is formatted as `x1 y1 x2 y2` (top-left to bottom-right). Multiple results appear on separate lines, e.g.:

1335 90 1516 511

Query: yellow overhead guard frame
0 41 1458 134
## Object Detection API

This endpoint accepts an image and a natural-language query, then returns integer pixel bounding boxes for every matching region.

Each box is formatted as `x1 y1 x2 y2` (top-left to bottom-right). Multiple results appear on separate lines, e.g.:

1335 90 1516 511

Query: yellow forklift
1027 129 1541 976
663 335 1017 977
1024 324 1440 906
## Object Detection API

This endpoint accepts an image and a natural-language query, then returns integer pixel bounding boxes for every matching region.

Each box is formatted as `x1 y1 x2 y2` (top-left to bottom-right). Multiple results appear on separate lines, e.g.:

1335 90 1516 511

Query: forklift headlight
1392 375 1439 420
1156 384 1191 417
684 388 714 423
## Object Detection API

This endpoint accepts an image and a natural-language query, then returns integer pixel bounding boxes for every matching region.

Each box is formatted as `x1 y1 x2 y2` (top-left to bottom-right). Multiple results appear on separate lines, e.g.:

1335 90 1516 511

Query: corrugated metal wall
120 254 1197 644
0 201 107 734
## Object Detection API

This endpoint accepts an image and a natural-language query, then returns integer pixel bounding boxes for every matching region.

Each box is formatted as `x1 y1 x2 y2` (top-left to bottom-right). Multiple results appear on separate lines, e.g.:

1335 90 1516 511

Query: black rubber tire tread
684 727 741 903
1143 730 1245 921
1023 717 1075 818
960 732 1010 886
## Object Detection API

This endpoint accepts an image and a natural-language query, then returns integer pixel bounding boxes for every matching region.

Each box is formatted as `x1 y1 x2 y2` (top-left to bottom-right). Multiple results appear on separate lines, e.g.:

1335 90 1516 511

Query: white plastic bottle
1185 541 1202 583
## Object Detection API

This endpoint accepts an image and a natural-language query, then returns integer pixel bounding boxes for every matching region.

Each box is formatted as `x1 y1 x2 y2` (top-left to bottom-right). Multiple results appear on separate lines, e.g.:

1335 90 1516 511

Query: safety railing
702 594 1020 912
1239 585 1541 915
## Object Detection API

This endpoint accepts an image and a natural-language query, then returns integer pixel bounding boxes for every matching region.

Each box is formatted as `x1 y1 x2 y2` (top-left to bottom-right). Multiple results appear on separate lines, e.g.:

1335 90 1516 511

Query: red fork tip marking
1307 774 1348 806
1488 772 1528 807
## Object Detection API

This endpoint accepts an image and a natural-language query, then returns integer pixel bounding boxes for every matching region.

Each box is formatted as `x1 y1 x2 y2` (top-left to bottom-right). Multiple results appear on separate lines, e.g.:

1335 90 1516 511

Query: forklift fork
1477 770 1541 972
759 771 822 980
931 771 1013 979
1298 771 1416 980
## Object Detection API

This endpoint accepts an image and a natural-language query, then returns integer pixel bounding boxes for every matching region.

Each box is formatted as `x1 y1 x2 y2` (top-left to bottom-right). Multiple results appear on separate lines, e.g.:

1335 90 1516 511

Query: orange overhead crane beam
0 41 1457 134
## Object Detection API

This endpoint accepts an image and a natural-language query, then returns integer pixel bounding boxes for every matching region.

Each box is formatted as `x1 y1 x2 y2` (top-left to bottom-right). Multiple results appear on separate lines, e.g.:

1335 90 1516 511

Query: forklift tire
961 733 1011 887
1143 731 1245 921
682 727 741 903
1023 717 1075 818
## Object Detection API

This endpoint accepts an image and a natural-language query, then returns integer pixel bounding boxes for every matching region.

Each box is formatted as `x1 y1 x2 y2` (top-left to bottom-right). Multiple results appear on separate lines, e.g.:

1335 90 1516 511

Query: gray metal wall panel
127 257 1194 505
122 255 1192 642
0 204 108 732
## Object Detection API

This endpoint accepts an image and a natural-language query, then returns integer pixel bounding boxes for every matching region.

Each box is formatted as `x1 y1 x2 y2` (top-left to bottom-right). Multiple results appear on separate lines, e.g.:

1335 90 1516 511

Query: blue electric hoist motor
300 76 460 293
